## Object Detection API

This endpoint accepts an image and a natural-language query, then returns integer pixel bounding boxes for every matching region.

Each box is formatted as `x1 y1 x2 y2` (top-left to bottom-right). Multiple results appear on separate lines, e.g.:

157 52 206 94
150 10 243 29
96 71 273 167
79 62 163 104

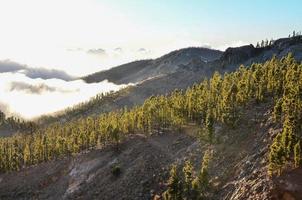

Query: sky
0 0 301 118
0 0 301 75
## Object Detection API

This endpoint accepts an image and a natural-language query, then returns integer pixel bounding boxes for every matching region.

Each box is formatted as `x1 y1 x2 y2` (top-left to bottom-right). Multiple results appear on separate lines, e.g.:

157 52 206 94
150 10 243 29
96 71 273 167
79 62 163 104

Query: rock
282 192 296 200
220 44 258 67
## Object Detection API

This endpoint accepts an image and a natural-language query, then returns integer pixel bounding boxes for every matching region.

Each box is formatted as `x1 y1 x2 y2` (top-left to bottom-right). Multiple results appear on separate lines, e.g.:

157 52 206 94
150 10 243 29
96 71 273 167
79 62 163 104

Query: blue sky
0 0 301 118
104 0 302 47
0 0 301 75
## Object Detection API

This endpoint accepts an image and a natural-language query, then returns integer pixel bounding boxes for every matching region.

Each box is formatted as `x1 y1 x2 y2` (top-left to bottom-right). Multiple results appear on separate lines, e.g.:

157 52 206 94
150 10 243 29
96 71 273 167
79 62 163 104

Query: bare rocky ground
1 36 302 199
0 132 197 200
272 168 302 199
1 100 301 199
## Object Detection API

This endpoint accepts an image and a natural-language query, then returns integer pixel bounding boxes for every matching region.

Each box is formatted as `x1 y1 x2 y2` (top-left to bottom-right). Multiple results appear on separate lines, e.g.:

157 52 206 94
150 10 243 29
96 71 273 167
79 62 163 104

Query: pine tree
268 133 285 176
273 98 282 123
269 39 273 46
23 143 31 166
205 111 214 143
294 141 301 168
182 160 194 199
0 111 5 125
281 117 295 158
192 150 211 199
265 39 269 47
163 164 183 200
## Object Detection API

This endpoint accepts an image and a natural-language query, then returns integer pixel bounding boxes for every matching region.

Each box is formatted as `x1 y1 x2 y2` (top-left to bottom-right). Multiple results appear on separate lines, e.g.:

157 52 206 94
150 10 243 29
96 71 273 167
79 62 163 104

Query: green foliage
0 55 301 175
192 150 211 199
268 133 285 176
163 151 212 200
111 164 121 177
205 111 214 143
182 161 194 199
0 111 38 134
273 98 282 123
163 164 183 200
294 142 301 168
0 111 5 126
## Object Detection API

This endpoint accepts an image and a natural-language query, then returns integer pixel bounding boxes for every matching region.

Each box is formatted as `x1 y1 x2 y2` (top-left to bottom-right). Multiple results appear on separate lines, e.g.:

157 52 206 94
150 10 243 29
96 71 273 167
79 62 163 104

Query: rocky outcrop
220 44 260 67
273 36 302 50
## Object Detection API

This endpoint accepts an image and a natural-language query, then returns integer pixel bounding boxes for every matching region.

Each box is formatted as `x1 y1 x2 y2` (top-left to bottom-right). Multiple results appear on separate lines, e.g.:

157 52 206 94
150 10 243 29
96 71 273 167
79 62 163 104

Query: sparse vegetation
111 164 121 177
163 150 212 200
0 110 38 135
0 54 301 181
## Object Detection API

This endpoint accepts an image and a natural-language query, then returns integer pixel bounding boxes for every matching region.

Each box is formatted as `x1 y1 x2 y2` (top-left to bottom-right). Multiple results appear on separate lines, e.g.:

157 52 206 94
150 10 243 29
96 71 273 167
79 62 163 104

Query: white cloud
87 48 107 56
0 59 74 81
0 71 130 119
216 41 249 51
0 0 208 76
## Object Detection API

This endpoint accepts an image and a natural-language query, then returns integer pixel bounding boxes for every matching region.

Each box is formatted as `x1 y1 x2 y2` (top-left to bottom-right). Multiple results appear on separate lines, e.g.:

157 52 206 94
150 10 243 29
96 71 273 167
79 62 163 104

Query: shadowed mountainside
83 47 223 84
2 38 302 199
39 36 302 125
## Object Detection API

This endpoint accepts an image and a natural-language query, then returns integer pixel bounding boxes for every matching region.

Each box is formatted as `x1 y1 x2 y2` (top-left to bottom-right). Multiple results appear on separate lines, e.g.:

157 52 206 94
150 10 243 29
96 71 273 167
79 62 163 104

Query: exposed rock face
220 44 259 67
274 36 302 50
274 36 302 61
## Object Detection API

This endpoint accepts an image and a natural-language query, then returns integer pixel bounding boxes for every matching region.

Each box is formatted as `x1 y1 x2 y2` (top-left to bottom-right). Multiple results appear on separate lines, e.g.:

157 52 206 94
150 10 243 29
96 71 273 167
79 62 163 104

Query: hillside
84 36 302 86
0 96 299 199
39 36 302 125
0 111 37 137
83 47 223 84
1 54 302 199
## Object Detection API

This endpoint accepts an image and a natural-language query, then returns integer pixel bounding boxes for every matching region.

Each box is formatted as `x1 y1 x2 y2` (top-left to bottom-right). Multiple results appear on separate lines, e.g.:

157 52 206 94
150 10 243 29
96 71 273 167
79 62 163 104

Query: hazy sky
0 0 301 76
0 0 301 118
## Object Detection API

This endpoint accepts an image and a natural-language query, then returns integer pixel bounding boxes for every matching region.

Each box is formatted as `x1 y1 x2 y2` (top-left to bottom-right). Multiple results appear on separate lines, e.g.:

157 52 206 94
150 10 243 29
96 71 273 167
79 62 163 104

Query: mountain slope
83 47 223 84
1 53 302 199
83 36 302 86
39 36 302 125
0 100 294 200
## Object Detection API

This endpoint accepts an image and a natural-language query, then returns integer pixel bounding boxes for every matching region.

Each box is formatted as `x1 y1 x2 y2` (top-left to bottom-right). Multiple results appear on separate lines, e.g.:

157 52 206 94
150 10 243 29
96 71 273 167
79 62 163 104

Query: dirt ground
0 101 300 200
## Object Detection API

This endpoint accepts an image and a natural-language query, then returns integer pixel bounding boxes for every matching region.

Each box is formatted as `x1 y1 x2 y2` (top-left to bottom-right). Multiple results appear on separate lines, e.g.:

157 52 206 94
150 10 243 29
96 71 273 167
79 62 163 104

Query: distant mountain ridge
83 36 302 86
219 35 302 69
83 47 223 84
39 36 302 124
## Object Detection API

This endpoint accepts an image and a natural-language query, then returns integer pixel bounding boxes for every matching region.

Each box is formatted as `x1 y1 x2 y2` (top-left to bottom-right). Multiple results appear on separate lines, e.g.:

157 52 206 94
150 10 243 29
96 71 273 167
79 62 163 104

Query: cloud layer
0 59 74 81
0 60 130 119
9 81 75 94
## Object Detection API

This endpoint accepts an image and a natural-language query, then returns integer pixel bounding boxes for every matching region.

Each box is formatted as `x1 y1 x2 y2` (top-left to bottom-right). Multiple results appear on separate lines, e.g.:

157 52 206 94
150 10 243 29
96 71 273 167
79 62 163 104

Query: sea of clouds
0 60 129 119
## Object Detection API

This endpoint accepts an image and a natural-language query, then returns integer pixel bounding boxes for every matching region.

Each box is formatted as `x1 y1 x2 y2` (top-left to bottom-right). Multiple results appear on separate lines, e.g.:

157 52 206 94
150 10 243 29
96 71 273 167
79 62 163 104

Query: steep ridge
83 60 153 84
83 47 223 84
219 35 302 70
0 100 295 200
2 52 302 199
39 36 302 124
83 36 302 86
